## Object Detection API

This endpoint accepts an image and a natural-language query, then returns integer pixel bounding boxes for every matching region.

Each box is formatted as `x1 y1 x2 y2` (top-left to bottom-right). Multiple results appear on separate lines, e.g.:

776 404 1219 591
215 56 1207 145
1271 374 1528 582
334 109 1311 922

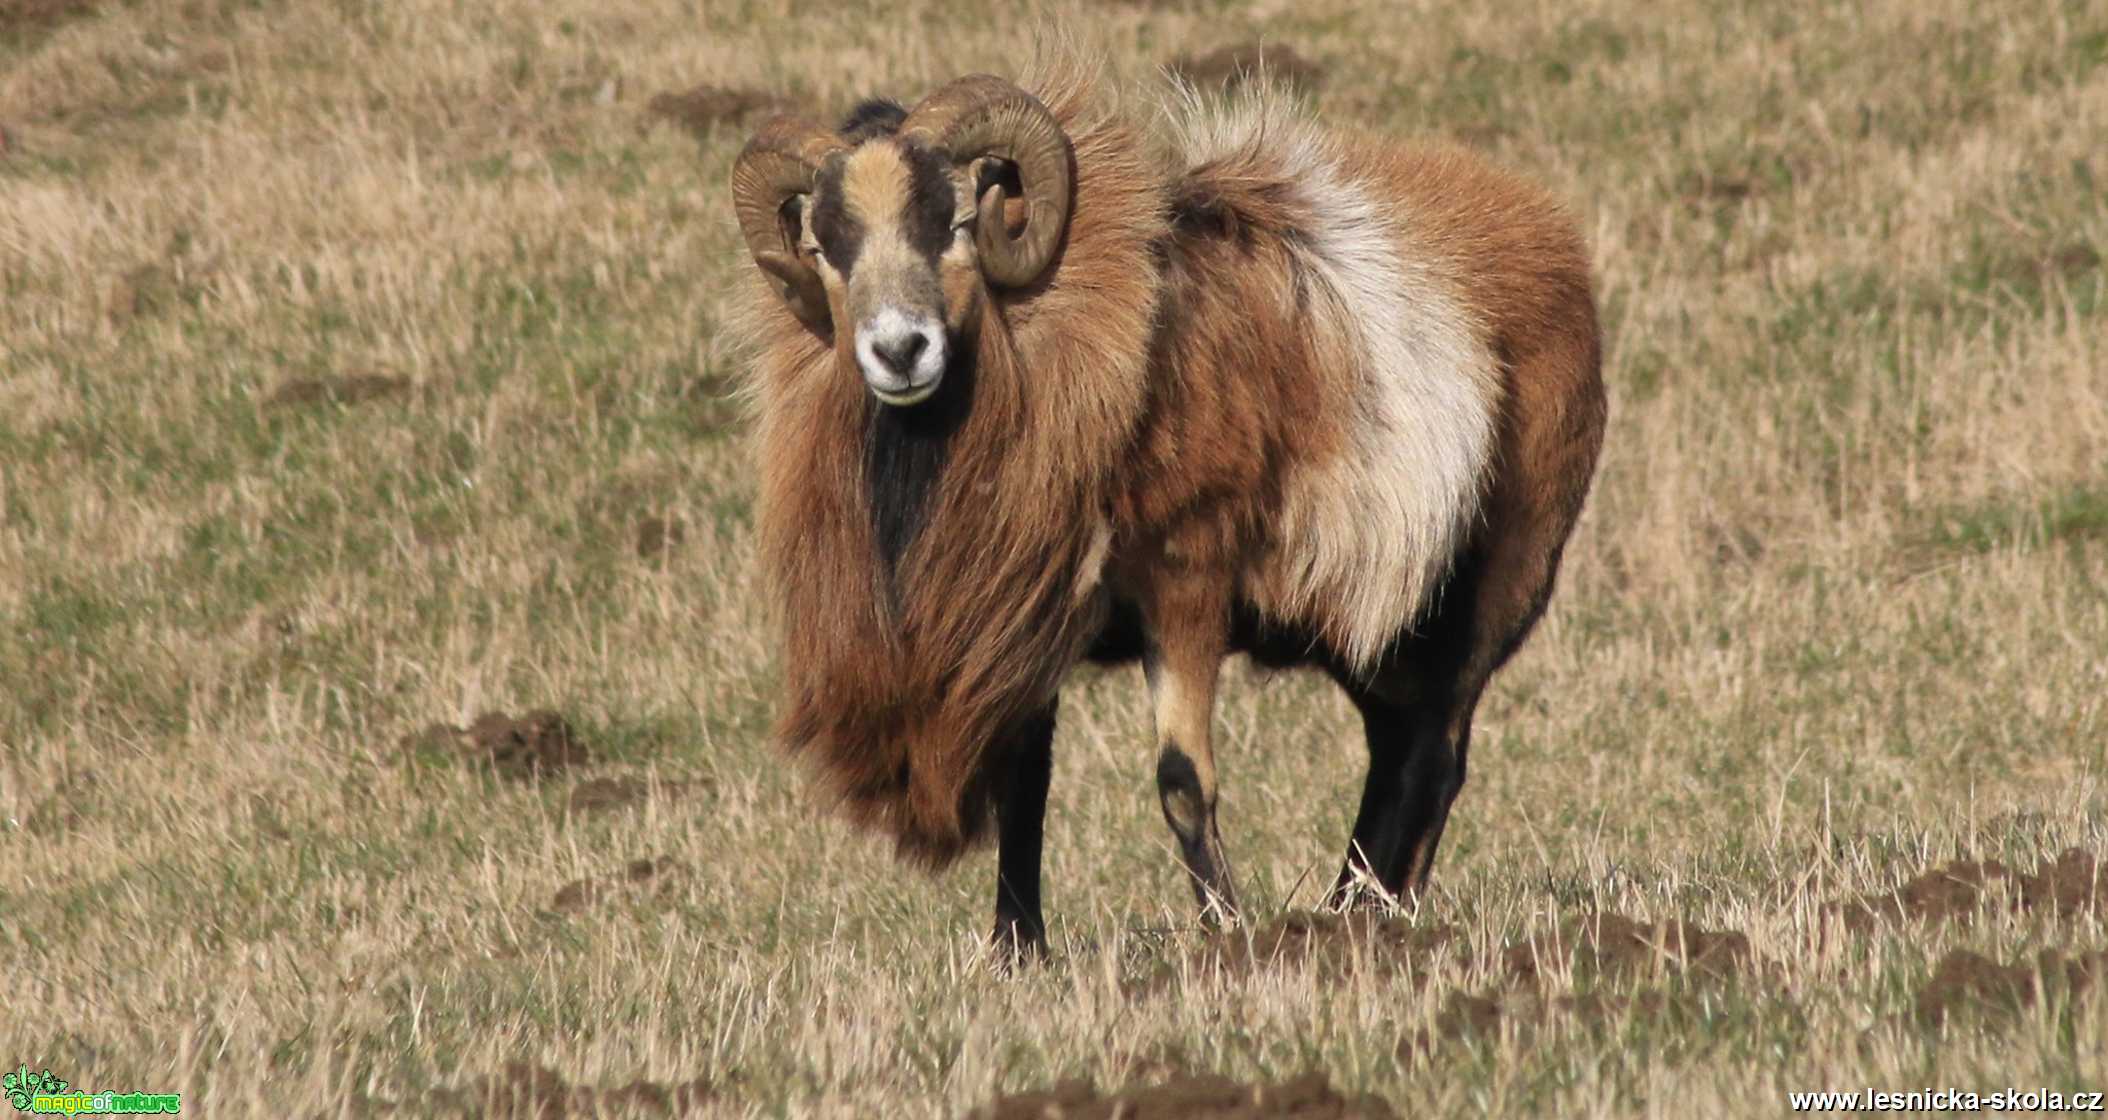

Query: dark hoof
1324 876 1416 915
989 918 1047 971
1197 893 1242 929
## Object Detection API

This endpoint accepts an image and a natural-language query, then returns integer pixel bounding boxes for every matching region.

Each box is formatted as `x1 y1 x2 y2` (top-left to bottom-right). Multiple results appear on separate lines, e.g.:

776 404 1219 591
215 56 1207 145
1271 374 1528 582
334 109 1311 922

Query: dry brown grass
2 0 2105 1115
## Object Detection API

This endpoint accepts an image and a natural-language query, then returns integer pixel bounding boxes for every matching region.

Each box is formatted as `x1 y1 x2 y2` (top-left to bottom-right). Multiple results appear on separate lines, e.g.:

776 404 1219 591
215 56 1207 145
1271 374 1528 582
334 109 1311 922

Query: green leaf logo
2 1067 69 1111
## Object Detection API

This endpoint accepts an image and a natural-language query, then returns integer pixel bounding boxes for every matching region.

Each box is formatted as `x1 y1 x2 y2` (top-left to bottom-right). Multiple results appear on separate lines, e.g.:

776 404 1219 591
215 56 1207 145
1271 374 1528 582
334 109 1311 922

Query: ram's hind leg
1327 684 1471 908
1141 563 1239 924
990 703 1057 963
1327 328 1606 909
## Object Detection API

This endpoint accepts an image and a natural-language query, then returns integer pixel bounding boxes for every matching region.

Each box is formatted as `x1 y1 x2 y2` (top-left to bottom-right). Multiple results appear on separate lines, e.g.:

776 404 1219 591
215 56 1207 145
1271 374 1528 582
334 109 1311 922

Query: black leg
991 704 1057 962
1325 693 1475 910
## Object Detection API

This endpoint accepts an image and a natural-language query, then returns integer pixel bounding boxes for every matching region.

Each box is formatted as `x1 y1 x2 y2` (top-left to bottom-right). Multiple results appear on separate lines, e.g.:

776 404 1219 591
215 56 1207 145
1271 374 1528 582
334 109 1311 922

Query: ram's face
802 139 984 407
732 76 1073 410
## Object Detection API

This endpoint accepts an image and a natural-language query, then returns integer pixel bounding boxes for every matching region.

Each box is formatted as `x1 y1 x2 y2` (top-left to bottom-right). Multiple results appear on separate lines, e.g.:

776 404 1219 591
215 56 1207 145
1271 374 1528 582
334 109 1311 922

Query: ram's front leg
1140 562 1239 924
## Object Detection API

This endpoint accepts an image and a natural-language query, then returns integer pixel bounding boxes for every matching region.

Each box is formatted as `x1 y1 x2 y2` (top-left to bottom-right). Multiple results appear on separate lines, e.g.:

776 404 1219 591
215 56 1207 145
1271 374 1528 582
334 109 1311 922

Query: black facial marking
809 159 864 274
808 142 955 276
840 98 908 140
900 143 957 262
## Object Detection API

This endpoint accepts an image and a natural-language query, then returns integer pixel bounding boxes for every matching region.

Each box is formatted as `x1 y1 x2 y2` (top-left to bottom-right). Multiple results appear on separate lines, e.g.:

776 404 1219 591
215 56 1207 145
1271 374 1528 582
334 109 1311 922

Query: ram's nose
870 332 927 377
855 309 947 406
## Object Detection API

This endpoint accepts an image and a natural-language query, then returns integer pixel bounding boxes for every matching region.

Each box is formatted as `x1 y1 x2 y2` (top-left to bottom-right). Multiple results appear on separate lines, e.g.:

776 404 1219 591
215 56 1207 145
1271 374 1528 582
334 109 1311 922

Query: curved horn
901 75 1073 288
732 116 845 333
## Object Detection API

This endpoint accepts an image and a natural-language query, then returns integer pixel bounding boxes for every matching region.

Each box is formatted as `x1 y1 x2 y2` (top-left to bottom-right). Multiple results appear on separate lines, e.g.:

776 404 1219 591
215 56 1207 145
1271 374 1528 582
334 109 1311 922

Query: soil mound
645 84 795 139
964 1070 1396 1120
1169 43 1327 94
1836 849 2102 931
635 516 686 559
1502 913 1751 984
551 856 685 913
1399 913 1752 1059
401 710 589 780
566 776 701 816
1914 947 2108 1026
1210 911 1458 976
400 1061 716 1117
265 374 410 409
1130 911 1456 996
1145 909 1749 995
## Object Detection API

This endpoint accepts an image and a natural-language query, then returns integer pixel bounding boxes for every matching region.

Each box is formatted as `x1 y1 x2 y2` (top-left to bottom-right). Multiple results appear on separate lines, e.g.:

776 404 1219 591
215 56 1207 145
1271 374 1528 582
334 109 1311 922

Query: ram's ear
969 157 1030 238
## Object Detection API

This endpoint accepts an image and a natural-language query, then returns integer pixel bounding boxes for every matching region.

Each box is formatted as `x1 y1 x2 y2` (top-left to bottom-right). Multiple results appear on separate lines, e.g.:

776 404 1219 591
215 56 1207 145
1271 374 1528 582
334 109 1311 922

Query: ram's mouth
870 379 942 407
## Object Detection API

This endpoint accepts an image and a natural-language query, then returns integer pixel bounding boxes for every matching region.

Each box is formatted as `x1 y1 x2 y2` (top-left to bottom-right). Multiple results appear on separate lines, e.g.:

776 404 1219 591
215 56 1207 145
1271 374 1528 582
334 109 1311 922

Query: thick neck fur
738 59 1167 866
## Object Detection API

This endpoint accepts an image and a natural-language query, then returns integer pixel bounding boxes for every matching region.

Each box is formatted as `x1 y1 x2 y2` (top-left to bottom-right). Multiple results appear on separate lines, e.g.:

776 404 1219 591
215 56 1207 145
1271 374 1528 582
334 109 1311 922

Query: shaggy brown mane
733 59 1167 867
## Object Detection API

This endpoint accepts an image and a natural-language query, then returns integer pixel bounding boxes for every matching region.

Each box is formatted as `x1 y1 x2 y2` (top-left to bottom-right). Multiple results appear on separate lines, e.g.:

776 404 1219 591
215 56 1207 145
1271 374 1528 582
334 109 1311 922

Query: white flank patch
1169 89 1503 669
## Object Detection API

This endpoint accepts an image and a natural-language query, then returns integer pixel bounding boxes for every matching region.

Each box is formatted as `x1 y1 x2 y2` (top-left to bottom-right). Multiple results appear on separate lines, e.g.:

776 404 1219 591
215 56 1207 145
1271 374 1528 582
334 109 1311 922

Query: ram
727 61 1605 957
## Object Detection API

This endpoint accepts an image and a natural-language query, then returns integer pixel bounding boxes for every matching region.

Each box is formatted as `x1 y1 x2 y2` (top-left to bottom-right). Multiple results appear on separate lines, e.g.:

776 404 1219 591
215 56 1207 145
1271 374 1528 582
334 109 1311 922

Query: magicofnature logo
3 1066 180 1115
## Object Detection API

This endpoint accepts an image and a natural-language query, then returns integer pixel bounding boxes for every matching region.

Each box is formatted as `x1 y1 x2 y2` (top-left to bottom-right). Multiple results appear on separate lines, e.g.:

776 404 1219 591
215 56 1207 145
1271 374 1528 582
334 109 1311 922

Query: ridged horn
900 75 1073 288
732 116 845 333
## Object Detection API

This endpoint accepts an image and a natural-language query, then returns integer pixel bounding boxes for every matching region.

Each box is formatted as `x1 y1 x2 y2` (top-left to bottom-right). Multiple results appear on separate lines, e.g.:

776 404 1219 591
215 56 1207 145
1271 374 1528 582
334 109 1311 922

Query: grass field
3 0 2106 1114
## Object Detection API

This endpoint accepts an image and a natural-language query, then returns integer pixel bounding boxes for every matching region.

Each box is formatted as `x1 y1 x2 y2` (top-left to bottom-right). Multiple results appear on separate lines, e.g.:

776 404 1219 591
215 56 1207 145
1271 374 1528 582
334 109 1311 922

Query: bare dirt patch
1401 984 1711 1063
1146 909 1749 994
1169 43 1327 95
1131 911 1457 995
105 263 188 324
1680 174 1757 207
683 369 744 433
575 469 690 554
550 855 685 913
23 767 97 836
377 1061 717 1117
1500 913 1752 985
1973 240 2104 292
2051 242 2102 277
1835 849 2103 931
1397 913 1752 1058
566 775 701 816
964 1070 1397 1120
266 374 412 410
0 0 96 43
1144 909 1752 1058
400 710 590 780
635 516 686 560
1914 947 2108 1026
1206 910 1458 977
644 84 796 140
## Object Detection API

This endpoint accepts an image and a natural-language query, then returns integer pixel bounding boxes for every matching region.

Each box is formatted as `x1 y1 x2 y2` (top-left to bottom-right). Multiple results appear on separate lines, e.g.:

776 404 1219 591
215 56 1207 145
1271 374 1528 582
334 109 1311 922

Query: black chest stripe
863 344 974 596
866 401 950 590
